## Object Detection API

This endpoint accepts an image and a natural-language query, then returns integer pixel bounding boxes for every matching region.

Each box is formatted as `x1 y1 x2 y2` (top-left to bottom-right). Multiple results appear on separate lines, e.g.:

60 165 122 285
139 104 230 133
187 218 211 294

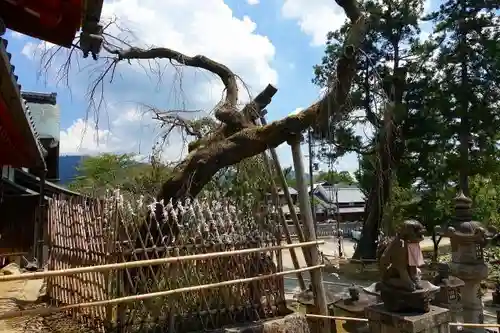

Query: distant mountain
58 155 87 185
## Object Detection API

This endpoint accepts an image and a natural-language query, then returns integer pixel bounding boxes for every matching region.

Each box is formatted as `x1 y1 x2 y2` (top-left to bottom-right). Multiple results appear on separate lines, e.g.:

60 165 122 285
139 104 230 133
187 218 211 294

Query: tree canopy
313 0 500 258
69 153 173 199
37 0 500 261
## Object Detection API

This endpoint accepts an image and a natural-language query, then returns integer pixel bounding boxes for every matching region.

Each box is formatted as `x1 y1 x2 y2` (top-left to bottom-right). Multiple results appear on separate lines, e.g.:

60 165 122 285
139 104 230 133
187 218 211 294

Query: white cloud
101 0 277 95
60 118 117 155
60 107 188 162
281 0 346 46
22 0 278 161
247 0 260 5
282 0 435 47
21 42 39 59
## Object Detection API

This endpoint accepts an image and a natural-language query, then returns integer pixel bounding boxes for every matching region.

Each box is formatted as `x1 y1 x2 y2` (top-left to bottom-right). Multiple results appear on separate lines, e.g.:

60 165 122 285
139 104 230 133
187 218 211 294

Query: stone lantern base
365 304 450 333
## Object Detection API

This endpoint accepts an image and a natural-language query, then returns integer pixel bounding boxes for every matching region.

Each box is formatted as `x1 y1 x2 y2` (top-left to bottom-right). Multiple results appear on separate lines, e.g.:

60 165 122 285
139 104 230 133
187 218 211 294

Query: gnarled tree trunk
154 1 366 203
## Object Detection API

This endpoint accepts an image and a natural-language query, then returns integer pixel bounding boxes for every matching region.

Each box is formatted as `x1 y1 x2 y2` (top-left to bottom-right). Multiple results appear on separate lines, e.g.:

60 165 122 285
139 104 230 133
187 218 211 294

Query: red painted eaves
0 0 84 47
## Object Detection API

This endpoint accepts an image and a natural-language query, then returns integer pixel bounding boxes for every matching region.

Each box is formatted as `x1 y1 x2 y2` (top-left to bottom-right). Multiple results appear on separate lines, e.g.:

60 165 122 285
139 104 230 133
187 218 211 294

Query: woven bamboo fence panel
113 197 287 332
46 196 111 332
46 192 287 333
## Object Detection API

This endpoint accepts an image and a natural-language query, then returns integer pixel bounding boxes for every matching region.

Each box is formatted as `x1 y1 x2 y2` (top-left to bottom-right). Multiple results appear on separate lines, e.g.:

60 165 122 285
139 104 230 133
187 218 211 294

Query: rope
0 240 324 282
0 264 325 320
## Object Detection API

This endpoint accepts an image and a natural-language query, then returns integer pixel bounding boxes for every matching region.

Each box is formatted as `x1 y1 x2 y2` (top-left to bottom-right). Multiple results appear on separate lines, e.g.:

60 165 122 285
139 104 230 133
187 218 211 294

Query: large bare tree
48 0 367 203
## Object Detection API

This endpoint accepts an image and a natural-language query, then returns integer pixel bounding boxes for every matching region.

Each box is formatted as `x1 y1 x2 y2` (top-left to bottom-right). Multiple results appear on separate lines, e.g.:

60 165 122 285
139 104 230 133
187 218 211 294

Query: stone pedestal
365 304 450 333
432 263 465 333
333 290 377 333
296 288 339 333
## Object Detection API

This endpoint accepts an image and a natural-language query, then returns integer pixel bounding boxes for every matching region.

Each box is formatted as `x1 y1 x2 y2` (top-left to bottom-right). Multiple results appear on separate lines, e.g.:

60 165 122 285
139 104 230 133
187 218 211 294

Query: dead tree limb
107 47 240 124
89 0 366 202
155 0 366 202
188 84 278 152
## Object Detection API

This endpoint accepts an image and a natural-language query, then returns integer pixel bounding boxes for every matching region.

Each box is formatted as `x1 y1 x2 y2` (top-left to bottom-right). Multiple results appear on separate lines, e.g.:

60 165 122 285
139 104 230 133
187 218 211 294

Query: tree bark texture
352 54 406 260
101 1 366 204
148 1 367 203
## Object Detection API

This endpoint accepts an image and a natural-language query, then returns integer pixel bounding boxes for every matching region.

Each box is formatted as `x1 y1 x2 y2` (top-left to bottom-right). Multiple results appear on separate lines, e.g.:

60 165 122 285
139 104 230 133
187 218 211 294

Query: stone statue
376 220 440 313
377 219 426 291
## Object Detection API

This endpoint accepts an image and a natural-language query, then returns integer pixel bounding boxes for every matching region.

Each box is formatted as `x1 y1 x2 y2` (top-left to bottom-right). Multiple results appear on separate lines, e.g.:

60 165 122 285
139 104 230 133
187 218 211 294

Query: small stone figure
377 219 426 291
348 284 360 302
376 220 440 313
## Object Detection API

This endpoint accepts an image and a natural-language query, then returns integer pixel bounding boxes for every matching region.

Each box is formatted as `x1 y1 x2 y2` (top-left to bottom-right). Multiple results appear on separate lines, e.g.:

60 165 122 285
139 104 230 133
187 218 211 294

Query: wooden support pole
259 112 311 266
290 137 329 333
261 150 306 290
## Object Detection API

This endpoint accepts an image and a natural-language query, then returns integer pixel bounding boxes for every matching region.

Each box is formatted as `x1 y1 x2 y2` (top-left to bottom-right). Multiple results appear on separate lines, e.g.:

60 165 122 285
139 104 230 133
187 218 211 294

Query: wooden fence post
259 111 311 267
259 138 306 291
290 137 329 333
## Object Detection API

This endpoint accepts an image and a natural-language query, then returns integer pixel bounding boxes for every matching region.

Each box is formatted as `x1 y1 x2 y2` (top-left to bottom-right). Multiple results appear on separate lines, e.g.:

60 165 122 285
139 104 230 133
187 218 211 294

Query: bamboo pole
290 138 329 333
0 240 324 282
305 315 500 328
305 314 368 322
0 264 324 321
257 133 306 290
259 113 311 267
0 252 29 257
449 323 500 328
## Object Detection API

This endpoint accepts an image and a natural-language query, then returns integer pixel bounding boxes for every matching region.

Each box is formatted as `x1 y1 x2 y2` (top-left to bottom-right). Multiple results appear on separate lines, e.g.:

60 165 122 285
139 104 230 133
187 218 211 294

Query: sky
6 0 437 174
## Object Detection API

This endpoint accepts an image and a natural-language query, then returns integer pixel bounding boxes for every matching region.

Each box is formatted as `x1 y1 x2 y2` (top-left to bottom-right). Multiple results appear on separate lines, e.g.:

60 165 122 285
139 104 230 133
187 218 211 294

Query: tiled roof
0 38 46 166
21 91 57 105
313 184 365 204
22 98 46 156
1 39 47 157
1 38 20 90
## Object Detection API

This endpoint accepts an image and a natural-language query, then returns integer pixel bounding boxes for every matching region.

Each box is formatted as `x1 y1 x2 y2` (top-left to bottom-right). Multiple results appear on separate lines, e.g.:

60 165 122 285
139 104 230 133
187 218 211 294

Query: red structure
0 38 45 168
0 0 105 263
0 0 105 165
0 0 103 48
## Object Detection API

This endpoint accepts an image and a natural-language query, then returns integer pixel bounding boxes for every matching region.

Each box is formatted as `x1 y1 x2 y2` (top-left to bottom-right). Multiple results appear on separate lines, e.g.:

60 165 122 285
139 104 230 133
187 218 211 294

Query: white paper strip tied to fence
46 193 290 333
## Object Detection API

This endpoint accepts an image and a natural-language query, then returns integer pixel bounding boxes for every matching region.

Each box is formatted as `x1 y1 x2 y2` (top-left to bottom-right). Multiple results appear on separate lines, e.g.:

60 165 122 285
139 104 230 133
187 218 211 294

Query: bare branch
187 84 278 152
106 46 240 125
149 107 205 139
158 0 367 202
34 0 366 205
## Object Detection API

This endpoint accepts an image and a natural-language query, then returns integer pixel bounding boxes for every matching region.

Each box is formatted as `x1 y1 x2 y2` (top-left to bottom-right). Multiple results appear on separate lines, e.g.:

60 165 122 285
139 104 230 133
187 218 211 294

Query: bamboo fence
45 194 306 333
47 196 110 331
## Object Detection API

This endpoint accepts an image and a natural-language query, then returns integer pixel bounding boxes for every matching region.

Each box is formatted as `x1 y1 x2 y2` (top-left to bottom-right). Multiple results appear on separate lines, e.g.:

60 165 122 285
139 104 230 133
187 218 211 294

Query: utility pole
335 184 343 257
307 127 317 235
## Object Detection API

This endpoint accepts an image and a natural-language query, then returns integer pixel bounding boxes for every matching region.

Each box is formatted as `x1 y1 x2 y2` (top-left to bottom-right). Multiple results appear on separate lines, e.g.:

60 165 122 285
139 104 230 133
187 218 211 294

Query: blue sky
6 0 436 174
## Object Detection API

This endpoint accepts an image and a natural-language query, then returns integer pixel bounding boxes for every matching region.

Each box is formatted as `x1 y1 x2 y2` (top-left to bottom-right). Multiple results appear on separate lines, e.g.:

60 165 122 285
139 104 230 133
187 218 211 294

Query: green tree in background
314 0 426 259
315 170 356 185
413 0 500 196
69 153 172 198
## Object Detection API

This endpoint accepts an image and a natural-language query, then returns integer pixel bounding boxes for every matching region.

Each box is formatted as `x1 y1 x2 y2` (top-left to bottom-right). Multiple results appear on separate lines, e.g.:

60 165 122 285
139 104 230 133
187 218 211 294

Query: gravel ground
0 264 95 333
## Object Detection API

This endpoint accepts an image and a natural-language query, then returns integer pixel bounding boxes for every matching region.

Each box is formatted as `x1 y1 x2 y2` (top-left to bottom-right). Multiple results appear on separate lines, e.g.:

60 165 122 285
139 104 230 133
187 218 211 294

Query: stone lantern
436 192 489 333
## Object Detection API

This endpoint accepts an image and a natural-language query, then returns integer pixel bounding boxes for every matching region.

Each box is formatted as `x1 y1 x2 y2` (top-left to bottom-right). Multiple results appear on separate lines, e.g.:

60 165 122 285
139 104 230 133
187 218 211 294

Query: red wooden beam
0 0 84 47
0 97 32 166
0 39 45 169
